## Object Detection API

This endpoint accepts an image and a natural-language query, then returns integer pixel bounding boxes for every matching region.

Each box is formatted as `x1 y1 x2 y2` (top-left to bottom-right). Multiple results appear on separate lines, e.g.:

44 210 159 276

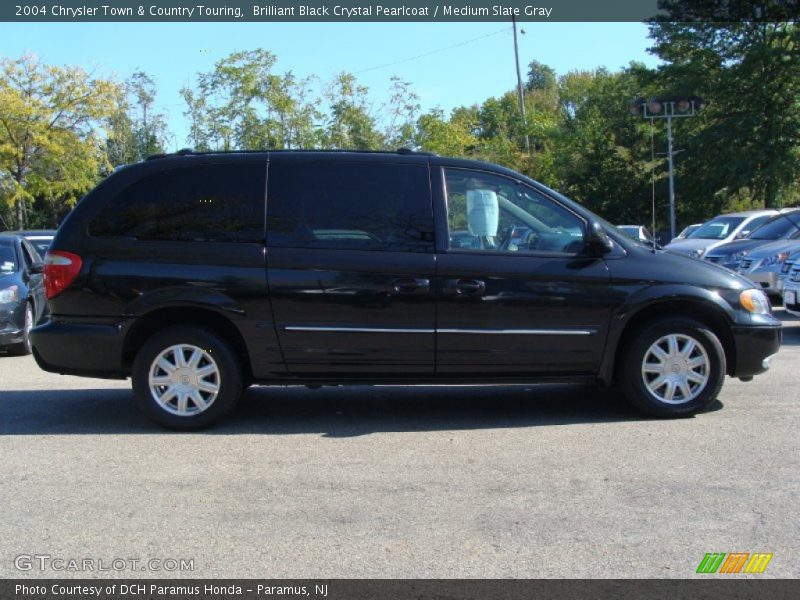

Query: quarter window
266 162 434 253
444 169 586 255
89 163 266 242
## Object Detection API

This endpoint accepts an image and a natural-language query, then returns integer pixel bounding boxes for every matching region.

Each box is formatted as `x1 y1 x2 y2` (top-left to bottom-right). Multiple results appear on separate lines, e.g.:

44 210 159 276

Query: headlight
727 252 743 265
740 289 771 314
761 252 789 268
0 285 19 304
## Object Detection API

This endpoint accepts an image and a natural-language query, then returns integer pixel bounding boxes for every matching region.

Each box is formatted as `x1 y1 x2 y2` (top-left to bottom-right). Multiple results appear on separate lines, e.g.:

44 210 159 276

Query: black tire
132 325 243 430
8 302 33 356
619 317 726 418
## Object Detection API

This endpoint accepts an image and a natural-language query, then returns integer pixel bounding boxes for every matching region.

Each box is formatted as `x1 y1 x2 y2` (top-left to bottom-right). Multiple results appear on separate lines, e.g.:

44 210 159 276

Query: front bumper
0 303 25 347
30 317 128 379
739 269 781 294
730 317 782 378
783 281 800 317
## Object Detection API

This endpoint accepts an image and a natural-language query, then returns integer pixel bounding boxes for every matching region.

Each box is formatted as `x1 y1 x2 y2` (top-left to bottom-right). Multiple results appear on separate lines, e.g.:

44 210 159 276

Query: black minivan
31 150 781 429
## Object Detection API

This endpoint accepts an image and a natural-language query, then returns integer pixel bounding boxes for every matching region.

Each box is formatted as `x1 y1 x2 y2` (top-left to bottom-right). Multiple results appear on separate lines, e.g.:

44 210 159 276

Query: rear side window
89 163 266 242
266 161 434 252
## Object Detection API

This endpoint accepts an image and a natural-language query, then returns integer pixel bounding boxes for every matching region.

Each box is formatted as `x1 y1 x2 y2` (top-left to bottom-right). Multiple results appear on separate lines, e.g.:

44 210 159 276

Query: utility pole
511 15 530 153
666 115 676 242
630 97 705 240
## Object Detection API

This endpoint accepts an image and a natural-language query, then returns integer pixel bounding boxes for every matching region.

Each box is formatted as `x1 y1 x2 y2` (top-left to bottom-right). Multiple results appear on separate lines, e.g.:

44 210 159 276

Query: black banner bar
3 1 799 23
3 580 800 600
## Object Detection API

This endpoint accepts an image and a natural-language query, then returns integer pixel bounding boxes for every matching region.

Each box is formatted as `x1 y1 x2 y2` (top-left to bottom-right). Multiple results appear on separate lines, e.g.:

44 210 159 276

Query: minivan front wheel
132 326 243 429
619 317 725 418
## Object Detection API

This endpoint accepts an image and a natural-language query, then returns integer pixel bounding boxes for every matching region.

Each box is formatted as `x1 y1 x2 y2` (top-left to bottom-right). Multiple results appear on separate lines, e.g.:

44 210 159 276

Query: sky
0 22 661 149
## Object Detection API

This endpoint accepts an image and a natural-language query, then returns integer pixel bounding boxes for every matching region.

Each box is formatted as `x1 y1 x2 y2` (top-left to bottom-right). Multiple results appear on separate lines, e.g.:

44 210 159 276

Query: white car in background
665 210 778 259
673 223 701 242
617 225 654 244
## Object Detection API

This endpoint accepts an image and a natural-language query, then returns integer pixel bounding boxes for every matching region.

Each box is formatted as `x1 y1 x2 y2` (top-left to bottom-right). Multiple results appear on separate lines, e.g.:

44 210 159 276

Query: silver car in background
776 249 800 295
782 259 800 316
703 210 800 270
737 235 800 300
665 210 778 259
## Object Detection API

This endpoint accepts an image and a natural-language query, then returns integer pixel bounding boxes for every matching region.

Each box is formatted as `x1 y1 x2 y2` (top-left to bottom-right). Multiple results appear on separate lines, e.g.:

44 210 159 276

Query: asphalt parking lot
1 313 798 579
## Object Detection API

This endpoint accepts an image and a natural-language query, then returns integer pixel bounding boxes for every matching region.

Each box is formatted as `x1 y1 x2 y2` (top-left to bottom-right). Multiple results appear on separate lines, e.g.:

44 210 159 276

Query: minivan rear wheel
619 317 725 418
132 326 243 430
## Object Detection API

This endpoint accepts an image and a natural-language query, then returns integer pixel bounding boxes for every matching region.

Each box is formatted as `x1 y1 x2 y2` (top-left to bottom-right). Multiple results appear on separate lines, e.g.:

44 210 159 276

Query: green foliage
415 108 477 156
526 60 556 92
181 49 323 151
648 15 800 209
384 76 420 149
5 22 800 232
105 71 169 167
0 54 122 229
323 72 384 150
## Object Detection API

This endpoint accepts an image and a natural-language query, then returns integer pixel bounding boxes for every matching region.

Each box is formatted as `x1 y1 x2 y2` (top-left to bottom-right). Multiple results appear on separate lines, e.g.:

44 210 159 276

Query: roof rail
145 148 437 161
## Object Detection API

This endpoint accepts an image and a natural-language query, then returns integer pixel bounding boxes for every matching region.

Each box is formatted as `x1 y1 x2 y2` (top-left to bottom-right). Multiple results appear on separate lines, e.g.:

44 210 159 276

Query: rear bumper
730 320 782 378
30 318 127 379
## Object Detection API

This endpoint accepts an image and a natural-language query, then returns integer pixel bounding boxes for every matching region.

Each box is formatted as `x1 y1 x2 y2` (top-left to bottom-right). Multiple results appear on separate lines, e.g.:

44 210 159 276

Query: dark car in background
31 150 781 429
17 229 56 258
0 233 47 355
703 210 800 270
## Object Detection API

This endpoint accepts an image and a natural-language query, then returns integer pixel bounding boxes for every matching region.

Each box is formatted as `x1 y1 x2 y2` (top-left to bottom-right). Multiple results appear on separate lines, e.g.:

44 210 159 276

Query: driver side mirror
585 220 613 256
29 262 44 275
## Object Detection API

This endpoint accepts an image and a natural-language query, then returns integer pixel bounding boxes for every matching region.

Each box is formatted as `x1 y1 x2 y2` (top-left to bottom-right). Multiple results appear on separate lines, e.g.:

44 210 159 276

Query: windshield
0 243 18 274
679 224 700 238
27 238 52 257
689 216 746 240
749 213 800 240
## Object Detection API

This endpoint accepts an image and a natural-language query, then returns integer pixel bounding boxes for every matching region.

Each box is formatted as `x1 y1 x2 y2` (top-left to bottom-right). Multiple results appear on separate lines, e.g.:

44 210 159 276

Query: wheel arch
121 306 252 380
602 297 737 385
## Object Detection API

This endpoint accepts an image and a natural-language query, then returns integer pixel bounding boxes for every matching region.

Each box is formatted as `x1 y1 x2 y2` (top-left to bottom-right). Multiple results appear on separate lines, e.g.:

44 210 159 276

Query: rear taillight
44 251 82 299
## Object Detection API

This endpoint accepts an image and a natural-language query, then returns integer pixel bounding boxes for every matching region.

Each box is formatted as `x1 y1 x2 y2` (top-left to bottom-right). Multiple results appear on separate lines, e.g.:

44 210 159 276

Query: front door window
444 169 586 255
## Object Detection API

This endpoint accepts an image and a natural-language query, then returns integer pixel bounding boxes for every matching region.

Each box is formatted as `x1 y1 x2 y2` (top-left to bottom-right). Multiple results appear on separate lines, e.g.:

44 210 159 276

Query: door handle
453 279 486 295
391 277 430 294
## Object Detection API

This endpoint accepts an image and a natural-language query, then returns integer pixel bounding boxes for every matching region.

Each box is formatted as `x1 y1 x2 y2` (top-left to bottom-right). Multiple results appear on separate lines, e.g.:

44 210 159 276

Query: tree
105 71 169 167
526 60 557 92
181 49 322 151
323 72 384 150
0 54 121 229
384 76 420 150
129 71 169 159
415 108 477 156
649 8 800 208
551 66 655 223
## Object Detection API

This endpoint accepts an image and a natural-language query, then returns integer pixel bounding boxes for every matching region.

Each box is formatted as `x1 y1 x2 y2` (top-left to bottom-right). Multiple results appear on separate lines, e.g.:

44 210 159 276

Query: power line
354 27 510 74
